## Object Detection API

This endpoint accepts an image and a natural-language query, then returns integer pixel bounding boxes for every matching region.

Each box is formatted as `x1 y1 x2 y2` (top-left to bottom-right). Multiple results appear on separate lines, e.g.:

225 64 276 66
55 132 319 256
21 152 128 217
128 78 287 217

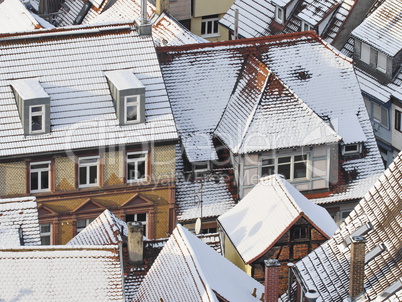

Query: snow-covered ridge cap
0 22 135 41
0 245 119 252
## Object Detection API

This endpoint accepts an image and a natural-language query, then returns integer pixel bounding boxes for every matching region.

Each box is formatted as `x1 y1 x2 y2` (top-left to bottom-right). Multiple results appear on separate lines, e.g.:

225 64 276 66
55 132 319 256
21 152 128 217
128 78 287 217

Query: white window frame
260 154 309 182
360 42 371 64
343 143 361 155
76 218 95 233
78 156 100 188
201 15 219 38
40 223 52 245
29 104 45 134
124 95 140 124
275 6 284 24
30 161 51 193
127 151 148 182
339 209 352 224
192 161 210 178
377 51 387 73
301 20 313 32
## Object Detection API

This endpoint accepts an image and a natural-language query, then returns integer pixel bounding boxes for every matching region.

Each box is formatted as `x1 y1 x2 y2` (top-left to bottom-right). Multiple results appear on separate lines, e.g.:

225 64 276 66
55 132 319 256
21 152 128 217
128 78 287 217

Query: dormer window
377 52 387 73
10 78 50 136
360 42 371 64
342 143 362 155
301 21 313 32
105 69 145 126
275 6 285 24
193 161 210 178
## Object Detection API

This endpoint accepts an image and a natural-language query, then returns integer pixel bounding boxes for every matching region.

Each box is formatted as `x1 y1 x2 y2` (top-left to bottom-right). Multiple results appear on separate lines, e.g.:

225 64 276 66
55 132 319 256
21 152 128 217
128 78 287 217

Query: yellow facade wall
104 150 124 186
0 161 26 196
224 234 252 275
152 144 176 182
191 17 230 42
192 0 234 17
55 156 75 191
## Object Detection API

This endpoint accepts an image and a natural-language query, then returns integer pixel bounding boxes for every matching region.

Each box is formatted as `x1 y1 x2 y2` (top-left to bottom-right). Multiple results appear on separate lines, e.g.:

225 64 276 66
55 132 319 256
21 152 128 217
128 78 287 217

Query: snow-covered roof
0 24 177 158
351 0 402 57
67 209 127 245
133 224 265 302
218 175 337 264
220 0 354 43
54 0 205 47
0 245 125 301
0 196 40 248
158 33 384 204
0 0 43 34
286 152 402 302
215 55 340 154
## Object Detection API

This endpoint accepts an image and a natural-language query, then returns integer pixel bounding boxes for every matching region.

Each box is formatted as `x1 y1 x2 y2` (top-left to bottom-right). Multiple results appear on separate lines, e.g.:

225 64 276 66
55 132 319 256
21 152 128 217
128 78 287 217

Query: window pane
31 115 42 131
201 22 206 35
31 163 49 169
89 165 97 184
137 161 146 179
377 52 387 72
127 104 138 121
361 42 370 64
262 158 274 166
381 106 388 128
41 235 51 245
128 153 146 159
194 162 208 170
213 20 218 34
373 102 381 122
261 166 275 177
79 166 87 185
278 156 291 164
294 155 307 162
278 163 291 179
137 213 146 221
127 162 136 180
31 171 39 190
207 21 212 34
294 162 307 178
41 224 51 233
31 106 43 113
345 144 358 152
79 158 98 164
77 219 87 228
41 171 49 189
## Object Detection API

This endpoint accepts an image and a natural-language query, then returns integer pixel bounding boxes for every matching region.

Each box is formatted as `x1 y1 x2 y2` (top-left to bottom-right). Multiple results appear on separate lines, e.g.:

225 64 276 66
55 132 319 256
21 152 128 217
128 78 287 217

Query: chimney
234 9 239 40
127 222 144 264
264 259 280 302
138 0 152 36
349 236 367 299
304 289 319 302
156 0 169 15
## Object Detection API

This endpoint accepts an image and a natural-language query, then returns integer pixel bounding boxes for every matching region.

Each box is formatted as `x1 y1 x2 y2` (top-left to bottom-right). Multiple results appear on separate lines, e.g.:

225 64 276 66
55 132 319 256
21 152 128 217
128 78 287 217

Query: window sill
201 33 220 38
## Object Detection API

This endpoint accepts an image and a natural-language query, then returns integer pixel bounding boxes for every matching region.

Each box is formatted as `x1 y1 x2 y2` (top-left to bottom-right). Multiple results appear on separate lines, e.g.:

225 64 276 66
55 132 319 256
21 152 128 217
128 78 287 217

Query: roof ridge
272 175 303 214
176 225 217 302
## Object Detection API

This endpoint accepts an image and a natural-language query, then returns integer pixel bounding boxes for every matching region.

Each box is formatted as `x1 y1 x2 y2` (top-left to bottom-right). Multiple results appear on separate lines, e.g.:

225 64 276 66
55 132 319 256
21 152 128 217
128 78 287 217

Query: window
343 144 361 154
78 157 99 187
29 105 45 134
301 21 313 32
377 51 387 73
125 96 140 123
373 102 389 128
30 162 50 192
77 218 95 233
275 6 284 24
201 15 219 37
395 110 402 132
360 42 371 64
261 154 308 181
40 223 52 245
339 210 352 224
193 161 210 178
127 152 147 182
126 213 147 236
292 226 308 240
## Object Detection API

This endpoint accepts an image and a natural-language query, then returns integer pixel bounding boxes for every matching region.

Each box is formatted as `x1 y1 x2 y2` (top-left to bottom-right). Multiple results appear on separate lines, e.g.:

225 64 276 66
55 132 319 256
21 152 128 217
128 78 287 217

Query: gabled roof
67 209 127 245
351 0 402 57
133 224 265 302
218 175 337 264
0 0 49 33
0 24 177 158
0 196 40 247
288 152 402 301
0 245 125 301
158 32 384 204
215 55 340 154
54 0 205 46
220 0 354 44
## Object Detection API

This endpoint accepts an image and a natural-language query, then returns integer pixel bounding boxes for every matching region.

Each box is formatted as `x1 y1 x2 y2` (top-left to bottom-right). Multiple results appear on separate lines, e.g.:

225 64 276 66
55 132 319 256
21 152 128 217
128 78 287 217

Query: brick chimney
264 259 281 302
127 222 144 264
155 0 169 15
349 236 367 299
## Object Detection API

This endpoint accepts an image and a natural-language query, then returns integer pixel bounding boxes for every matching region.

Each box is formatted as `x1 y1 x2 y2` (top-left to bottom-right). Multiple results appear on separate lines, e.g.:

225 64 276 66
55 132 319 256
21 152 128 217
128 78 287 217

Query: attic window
275 6 285 24
301 20 313 32
193 161 210 178
11 78 50 136
342 143 361 155
345 222 373 245
105 70 145 125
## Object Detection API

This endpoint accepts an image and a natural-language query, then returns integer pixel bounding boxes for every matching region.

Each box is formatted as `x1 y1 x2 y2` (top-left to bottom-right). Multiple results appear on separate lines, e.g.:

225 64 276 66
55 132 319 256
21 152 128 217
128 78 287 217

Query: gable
119 193 156 210
71 199 106 214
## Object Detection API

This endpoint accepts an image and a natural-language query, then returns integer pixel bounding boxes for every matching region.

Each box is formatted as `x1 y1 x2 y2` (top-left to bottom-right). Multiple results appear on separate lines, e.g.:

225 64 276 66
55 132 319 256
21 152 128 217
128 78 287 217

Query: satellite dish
195 217 202 235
